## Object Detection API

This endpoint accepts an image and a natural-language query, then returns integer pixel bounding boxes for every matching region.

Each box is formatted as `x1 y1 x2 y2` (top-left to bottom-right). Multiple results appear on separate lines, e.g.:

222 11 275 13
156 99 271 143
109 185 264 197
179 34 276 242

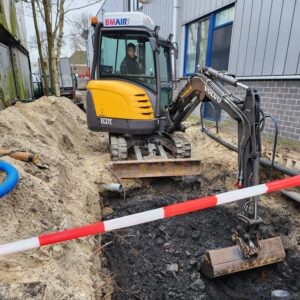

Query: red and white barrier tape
1 175 300 256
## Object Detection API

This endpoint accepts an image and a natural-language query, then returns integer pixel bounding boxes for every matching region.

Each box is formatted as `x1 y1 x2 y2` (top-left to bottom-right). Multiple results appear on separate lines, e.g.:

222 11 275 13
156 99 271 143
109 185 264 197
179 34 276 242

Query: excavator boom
165 67 284 277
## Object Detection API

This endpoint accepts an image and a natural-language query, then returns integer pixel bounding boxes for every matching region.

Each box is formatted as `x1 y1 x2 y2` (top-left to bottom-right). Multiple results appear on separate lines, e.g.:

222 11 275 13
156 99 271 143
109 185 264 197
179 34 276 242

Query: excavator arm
167 67 248 132
167 67 261 197
166 68 285 278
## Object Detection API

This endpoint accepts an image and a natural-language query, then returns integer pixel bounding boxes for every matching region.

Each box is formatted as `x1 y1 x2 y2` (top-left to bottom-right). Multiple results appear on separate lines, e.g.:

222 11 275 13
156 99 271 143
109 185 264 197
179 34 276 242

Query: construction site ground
0 97 299 299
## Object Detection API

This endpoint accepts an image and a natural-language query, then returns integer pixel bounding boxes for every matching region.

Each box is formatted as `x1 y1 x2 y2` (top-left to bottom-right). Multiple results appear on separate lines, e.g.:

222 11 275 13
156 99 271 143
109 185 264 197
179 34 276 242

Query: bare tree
27 0 102 96
39 0 63 96
69 13 91 52
30 0 49 95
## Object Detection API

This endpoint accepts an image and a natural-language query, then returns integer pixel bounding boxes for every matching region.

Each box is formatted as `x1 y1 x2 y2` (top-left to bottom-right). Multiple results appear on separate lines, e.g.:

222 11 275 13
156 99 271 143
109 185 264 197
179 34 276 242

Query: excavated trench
101 175 300 300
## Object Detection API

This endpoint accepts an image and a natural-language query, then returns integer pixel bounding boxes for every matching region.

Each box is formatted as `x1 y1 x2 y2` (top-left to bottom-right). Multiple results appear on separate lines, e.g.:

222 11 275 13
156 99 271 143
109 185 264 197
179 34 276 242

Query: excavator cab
87 12 175 135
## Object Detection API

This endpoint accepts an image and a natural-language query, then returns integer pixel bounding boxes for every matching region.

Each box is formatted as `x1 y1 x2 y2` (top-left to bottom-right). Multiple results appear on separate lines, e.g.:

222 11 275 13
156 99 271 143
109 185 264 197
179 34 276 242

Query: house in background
0 0 32 107
141 0 300 142
70 50 89 89
70 50 89 77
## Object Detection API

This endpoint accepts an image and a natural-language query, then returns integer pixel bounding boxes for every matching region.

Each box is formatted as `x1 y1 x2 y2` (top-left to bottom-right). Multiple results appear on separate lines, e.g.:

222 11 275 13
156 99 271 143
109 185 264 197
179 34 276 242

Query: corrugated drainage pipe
202 128 300 177
101 183 124 193
0 161 19 197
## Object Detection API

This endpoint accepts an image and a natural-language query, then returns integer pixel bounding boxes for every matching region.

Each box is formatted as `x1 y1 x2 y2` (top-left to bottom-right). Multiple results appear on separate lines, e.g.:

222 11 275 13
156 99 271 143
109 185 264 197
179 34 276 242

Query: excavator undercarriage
109 134 201 179
110 132 200 178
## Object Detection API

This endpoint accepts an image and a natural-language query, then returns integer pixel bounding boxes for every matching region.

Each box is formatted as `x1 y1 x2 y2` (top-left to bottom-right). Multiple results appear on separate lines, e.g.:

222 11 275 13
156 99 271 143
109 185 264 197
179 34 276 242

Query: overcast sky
23 0 104 65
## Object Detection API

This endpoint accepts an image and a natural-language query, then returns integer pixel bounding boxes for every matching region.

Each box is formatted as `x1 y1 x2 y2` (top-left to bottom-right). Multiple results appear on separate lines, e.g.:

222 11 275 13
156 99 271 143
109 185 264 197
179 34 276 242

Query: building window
209 6 235 70
185 22 198 74
184 6 235 122
184 5 235 76
215 6 235 26
197 19 210 69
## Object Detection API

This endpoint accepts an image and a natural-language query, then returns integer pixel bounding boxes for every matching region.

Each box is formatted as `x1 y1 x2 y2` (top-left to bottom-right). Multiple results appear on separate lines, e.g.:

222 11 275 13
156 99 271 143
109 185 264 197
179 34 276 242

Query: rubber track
110 135 127 161
171 133 191 158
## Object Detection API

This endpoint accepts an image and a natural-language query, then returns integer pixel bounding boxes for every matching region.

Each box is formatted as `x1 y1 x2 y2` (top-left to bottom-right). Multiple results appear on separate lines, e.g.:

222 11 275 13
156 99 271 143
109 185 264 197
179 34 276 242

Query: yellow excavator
86 12 201 178
86 12 285 278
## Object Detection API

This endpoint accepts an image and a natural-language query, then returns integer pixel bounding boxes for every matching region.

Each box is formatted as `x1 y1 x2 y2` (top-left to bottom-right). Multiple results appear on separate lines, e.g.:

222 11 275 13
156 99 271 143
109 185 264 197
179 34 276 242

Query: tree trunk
42 0 57 96
53 0 65 97
52 56 60 96
31 0 49 96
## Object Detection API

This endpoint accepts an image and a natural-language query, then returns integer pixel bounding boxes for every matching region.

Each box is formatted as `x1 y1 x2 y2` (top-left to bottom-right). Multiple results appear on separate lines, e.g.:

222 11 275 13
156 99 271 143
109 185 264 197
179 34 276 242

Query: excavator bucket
201 236 285 278
112 158 202 179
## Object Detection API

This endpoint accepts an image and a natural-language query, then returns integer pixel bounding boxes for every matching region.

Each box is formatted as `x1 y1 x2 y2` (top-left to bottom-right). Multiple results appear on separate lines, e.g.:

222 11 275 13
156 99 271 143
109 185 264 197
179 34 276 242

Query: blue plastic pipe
0 161 19 197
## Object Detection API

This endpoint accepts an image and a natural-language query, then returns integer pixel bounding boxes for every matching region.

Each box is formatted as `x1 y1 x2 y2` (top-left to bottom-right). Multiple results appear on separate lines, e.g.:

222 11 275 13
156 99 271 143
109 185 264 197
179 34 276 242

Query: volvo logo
204 85 222 103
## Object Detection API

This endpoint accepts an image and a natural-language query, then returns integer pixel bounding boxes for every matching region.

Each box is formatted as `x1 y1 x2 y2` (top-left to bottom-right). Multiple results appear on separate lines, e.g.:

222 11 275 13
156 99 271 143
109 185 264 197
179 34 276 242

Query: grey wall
180 0 234 24
96 0 127 20
224 80 300 142
142 0 235 38
229 0 300 77
141 0 174 39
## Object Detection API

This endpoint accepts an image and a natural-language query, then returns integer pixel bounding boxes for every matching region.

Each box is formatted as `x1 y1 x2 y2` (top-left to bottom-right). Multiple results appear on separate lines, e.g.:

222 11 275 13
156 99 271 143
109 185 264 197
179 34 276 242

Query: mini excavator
86 12 285 278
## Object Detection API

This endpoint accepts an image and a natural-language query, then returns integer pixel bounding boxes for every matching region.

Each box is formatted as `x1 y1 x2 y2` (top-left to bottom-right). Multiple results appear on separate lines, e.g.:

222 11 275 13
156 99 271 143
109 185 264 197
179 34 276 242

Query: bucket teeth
201 236 285 278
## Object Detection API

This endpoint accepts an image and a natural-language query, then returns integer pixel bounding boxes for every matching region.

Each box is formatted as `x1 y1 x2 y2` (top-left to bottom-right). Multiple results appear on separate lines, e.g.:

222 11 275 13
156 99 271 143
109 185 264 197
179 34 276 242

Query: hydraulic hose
202 127 300 177
0 161 19 197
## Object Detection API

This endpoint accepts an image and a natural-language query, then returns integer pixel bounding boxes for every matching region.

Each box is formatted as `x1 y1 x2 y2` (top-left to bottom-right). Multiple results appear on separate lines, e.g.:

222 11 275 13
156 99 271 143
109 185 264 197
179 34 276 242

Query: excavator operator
120 43 140 75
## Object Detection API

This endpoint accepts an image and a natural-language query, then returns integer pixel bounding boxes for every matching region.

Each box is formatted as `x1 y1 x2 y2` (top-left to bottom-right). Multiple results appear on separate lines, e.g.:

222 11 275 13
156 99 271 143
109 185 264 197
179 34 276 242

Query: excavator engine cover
201 236 285 278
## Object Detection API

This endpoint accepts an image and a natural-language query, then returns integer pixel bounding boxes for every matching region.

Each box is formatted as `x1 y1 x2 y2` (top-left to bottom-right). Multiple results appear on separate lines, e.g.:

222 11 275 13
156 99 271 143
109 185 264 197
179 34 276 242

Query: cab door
159 46 172 115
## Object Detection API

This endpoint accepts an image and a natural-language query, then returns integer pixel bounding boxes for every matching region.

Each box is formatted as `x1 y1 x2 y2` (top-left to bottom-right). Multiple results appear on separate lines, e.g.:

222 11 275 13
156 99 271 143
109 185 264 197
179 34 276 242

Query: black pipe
281 190 300 204
260 114 279 180
91 22 102 80
202 127 300 177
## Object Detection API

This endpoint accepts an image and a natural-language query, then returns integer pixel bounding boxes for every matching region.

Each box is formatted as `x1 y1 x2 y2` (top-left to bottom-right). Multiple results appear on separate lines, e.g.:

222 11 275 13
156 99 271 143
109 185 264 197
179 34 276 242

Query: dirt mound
185 126 238 181
0 97 111 299
0 101 298 299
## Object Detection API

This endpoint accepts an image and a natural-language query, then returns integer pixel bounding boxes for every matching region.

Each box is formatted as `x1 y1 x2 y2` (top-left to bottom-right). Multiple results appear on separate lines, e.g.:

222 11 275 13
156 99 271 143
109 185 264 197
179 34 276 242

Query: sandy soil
0 98 298 299
0 97 112 299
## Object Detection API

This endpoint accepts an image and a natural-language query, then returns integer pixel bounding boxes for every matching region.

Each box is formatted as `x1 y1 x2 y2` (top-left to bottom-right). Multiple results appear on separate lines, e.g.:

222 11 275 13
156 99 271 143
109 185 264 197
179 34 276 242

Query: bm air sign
104 18 129 26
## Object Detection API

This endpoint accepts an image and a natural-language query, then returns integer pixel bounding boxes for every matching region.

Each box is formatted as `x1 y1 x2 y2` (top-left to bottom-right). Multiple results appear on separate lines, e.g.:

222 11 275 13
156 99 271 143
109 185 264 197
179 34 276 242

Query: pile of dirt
0 97 112 299
0 100 298 299
185 125 238 181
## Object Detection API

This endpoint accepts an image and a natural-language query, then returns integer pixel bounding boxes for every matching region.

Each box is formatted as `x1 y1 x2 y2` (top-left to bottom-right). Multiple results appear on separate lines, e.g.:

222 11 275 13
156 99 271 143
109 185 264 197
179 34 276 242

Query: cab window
100 32 156 91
